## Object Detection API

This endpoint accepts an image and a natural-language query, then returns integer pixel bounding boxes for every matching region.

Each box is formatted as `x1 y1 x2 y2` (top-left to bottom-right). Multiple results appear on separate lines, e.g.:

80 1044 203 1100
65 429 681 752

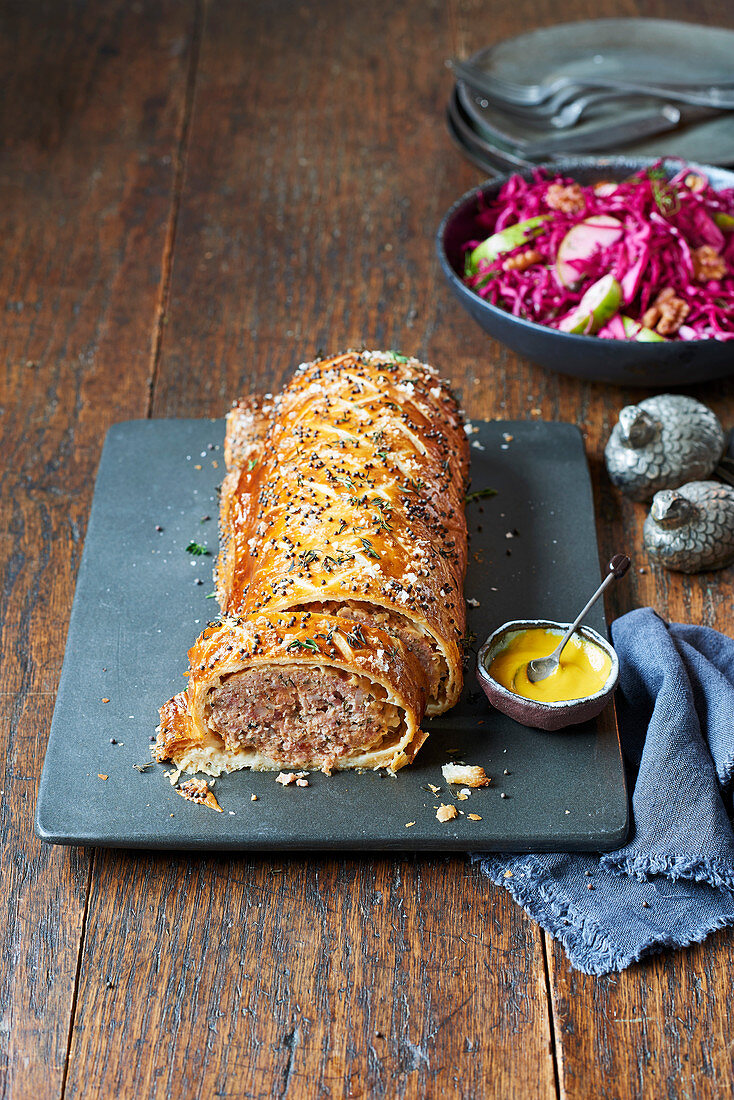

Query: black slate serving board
35 418 628 851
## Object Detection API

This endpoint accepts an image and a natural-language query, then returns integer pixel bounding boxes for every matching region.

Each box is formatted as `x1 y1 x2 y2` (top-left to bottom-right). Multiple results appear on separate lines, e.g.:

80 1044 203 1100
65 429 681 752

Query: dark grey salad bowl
437 156 734 387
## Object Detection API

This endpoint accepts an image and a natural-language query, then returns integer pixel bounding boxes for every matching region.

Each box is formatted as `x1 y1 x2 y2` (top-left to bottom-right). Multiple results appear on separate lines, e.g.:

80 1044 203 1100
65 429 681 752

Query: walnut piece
691 245 727 283
502 248 542 272
441 763 490 788
684 173 706 192
641 287 690 336
178 778 223 812
545 183 585 214
436 803 458 823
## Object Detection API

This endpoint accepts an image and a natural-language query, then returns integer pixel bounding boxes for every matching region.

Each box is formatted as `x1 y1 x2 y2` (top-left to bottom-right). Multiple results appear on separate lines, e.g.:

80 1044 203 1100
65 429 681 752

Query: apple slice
598 315 628 340
593 181 619 198
556 215 624 287
621 315 666 343
467 215 549 274
558 274 622 335
714 212 734 231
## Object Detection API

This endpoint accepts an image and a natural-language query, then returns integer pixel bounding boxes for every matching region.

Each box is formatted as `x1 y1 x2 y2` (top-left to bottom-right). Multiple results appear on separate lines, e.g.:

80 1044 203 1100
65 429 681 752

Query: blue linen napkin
475 607 734 975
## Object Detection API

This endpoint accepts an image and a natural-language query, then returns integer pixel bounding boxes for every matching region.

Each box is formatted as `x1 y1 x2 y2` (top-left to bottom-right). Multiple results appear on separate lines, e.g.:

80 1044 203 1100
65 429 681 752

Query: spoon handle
552 555 630 661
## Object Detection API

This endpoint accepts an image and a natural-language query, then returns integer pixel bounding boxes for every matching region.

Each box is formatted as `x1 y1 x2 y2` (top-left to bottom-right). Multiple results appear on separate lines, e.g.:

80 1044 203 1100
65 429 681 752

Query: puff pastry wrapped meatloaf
156 350 469 776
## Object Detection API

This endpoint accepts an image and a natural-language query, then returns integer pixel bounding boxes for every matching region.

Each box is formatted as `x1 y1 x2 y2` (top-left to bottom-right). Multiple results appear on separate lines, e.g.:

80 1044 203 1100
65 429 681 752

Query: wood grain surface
0 1 198 1096
4 0 733 1097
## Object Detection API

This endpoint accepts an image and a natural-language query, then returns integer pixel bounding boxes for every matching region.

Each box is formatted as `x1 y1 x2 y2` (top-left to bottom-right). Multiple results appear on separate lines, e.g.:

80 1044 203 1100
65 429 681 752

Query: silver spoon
526 554 630 683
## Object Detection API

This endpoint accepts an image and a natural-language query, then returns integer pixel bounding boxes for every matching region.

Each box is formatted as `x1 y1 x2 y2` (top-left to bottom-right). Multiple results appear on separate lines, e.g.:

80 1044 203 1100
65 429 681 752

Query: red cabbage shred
462 163 734 341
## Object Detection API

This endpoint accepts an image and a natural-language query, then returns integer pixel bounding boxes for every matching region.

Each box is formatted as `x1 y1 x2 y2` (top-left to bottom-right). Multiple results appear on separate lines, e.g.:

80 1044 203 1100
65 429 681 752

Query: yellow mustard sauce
488 628 612 704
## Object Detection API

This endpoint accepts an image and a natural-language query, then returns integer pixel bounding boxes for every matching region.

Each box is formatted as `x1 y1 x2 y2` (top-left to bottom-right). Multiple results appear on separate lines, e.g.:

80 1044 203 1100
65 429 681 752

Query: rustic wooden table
4 1 734 1096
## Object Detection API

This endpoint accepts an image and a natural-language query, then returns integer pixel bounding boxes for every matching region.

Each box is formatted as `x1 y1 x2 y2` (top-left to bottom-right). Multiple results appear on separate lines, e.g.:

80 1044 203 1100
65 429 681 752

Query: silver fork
470 85 664 129
550 89 662 129
448 57 734 110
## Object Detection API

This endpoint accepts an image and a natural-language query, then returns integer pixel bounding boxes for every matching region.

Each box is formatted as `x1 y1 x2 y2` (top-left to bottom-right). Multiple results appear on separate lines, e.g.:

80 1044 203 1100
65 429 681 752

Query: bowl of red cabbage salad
462 162 734 342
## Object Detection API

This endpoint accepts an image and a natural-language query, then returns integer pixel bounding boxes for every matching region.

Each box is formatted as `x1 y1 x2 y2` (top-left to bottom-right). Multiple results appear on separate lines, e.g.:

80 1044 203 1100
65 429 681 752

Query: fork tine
446 58 566 105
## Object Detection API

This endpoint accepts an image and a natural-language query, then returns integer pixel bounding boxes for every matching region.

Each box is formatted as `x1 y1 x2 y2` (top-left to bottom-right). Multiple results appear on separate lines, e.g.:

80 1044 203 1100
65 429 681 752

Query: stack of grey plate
447 19 734 175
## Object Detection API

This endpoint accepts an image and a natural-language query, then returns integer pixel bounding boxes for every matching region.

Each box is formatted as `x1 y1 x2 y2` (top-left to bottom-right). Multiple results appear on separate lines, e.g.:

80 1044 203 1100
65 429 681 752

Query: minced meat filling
207 664 402 769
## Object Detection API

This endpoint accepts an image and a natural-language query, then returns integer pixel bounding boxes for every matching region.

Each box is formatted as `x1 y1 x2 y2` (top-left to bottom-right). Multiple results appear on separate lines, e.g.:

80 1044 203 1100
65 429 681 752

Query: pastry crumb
436 803 458 823
468 813 482 821
98 774 108 781
441 764 490 788
178 777 223 812
251 794 258 801
276 771 309 786
405 821 416 828
101 698 110 703
466 598 480 608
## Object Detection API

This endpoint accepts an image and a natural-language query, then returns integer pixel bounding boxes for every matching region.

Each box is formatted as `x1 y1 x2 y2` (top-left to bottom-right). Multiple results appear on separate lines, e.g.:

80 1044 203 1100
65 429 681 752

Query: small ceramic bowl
476 619 619 732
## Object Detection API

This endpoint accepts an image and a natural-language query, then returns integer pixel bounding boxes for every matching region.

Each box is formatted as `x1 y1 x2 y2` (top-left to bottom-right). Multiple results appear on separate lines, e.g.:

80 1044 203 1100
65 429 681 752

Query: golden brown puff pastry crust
217 350 469 713
156 611 428 775
157 350 468 776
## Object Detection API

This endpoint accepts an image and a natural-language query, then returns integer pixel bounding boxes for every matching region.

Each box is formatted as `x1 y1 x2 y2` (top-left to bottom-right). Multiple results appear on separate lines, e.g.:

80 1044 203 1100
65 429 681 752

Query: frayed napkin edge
600 852 734 890
473 854 734 976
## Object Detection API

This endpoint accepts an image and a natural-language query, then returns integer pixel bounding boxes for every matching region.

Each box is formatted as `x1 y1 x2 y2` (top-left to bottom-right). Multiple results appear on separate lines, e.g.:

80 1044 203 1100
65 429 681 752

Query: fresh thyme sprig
465 487 497 503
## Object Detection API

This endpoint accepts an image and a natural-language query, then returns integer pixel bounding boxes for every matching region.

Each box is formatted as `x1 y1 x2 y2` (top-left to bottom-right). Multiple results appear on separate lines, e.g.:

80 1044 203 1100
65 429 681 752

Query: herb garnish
360 537 381 559
647 166 680 217
287 638 320 652
465 487 498 503
388 351 409 363
186 541 210 556
247 458 257 471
